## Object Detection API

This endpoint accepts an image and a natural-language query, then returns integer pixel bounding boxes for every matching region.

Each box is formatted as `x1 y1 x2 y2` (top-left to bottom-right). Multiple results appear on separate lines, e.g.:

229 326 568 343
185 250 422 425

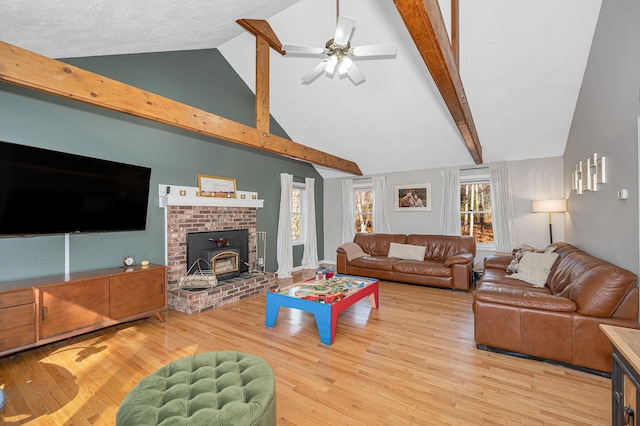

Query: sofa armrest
483 255 514 270
444 252 474 267
474 288 576 312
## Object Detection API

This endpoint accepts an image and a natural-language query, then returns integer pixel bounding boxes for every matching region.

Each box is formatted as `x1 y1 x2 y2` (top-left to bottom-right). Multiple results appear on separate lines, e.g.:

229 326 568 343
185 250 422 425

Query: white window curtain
341 179 355 243
276 173 293 278
439 169 460 235
490 164 516 253
372 176 390 234
301 177 319 270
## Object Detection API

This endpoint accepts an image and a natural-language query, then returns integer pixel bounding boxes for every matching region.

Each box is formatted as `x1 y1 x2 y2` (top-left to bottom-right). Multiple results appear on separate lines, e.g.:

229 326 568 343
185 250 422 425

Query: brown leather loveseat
473 242 639 373
336 233 476 291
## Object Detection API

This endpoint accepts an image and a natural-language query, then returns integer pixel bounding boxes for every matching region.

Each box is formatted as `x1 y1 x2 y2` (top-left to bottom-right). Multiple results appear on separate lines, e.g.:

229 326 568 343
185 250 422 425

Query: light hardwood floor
0 270 610 425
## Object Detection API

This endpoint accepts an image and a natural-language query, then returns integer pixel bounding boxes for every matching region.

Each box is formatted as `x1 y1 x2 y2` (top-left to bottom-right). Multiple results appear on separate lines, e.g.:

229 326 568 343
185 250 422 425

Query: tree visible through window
460 181 493 243
354 188 373 233
291 185 304 244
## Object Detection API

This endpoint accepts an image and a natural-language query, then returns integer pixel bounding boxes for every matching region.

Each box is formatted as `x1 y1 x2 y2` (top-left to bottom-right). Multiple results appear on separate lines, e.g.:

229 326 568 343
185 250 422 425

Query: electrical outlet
258 257 264 266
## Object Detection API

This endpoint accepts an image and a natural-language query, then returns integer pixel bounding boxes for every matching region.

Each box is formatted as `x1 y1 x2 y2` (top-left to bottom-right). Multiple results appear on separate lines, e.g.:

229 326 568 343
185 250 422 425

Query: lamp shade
532 199 567 213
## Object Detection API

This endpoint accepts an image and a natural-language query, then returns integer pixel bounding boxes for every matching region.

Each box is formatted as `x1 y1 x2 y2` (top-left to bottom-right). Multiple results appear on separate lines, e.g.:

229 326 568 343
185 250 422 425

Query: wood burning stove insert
186 230 249 281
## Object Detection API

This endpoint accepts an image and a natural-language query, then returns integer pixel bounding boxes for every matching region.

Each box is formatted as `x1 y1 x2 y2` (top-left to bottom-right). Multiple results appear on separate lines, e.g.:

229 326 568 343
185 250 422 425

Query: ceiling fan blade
283 44 326 55
351 43 397 57
334 15 355 46
301 59 329 83
345 62 365 85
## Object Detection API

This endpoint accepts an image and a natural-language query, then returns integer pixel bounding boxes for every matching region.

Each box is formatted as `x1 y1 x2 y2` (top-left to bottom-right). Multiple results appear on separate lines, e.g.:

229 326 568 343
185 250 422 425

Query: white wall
323 156 564 263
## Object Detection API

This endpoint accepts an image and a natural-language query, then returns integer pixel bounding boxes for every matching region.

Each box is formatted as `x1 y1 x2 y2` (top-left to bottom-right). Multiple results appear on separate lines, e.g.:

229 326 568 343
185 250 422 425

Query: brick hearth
165 204 276 313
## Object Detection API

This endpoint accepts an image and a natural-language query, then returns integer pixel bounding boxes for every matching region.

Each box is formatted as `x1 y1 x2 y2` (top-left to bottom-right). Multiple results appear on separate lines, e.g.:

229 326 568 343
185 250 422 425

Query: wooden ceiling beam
394 0 483 164
0 40 362 175
236 19 287 135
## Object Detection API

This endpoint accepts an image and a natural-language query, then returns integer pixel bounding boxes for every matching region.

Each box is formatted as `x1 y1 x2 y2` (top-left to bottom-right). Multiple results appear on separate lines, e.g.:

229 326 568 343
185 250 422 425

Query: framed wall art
197 174 236 198
395 183 431 211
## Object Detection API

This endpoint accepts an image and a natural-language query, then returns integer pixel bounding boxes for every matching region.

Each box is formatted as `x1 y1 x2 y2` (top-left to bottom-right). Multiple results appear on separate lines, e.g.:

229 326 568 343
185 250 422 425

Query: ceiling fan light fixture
338 57 353 75
325 55 339 75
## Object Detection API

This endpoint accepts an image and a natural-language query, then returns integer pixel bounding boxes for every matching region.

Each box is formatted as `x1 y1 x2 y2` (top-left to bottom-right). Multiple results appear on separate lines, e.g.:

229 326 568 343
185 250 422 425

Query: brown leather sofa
336 233 476 291
473 242 639 373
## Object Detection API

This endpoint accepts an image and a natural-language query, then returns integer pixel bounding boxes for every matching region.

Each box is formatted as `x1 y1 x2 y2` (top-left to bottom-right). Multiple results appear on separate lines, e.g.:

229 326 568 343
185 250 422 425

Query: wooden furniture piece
601 325 640 425
0 264 166 358
266 275 379 345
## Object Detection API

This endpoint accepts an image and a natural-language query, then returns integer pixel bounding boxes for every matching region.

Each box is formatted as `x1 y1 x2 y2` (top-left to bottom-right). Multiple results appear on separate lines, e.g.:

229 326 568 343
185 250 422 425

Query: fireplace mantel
158 184 264 208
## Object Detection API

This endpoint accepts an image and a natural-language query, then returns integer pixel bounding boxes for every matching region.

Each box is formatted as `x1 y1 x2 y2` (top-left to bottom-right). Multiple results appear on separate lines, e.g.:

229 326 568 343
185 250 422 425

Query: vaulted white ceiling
0 0 602 178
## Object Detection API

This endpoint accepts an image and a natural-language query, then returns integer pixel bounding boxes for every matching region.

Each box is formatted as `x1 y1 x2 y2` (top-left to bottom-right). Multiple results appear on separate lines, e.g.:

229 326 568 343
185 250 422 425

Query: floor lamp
532 199 567 243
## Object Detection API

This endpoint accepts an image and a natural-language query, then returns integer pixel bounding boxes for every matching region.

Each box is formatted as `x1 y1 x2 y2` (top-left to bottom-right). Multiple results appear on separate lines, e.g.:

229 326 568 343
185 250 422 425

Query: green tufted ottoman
116 351 276 426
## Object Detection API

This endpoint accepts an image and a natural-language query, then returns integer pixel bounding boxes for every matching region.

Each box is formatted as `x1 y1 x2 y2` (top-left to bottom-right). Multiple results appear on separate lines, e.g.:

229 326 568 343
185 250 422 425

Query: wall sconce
572 153 606 194
532 199 567 243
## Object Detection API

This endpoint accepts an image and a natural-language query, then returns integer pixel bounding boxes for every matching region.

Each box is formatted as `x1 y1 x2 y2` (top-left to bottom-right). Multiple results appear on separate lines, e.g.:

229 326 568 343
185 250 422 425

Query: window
460 173 494 245
354 185 373 234
291 183 305 245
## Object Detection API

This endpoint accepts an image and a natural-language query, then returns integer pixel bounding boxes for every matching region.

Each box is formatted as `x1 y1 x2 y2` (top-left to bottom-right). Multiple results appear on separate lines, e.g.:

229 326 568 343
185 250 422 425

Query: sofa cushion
557 261 639 317
348 255 397 271
506 251 559 287
392 260 451 277
388 242 426 261
338 242 367 261
473 287 576 312
353 233 407 256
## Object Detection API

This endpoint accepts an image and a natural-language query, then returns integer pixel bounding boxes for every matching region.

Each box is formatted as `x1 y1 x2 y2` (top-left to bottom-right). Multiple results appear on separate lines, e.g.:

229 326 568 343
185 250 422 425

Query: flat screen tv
0 140 152 236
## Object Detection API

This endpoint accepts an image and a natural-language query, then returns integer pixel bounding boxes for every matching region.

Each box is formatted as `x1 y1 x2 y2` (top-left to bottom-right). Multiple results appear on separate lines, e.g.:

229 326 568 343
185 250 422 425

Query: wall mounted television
0 140 152 236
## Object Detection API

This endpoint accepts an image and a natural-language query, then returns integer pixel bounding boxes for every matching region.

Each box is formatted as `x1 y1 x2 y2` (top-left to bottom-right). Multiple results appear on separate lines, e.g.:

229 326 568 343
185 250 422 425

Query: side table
600 324 640 426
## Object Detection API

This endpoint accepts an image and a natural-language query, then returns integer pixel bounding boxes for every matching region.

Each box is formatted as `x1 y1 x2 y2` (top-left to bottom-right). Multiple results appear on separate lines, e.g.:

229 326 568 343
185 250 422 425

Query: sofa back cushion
353 233 407 256
406 234 476 261
549 242 638 317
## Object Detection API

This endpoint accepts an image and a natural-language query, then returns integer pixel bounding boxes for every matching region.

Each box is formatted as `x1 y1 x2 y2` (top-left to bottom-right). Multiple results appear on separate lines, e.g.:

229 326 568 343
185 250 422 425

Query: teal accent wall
0 49 323 281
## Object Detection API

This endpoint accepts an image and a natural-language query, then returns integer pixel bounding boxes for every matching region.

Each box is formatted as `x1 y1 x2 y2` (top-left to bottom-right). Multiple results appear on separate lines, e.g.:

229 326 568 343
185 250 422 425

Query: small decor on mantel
198 174 236 198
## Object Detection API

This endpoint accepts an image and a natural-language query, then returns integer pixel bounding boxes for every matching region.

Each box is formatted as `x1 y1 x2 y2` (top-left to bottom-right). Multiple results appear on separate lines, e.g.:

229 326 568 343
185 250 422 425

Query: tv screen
0 140 152 236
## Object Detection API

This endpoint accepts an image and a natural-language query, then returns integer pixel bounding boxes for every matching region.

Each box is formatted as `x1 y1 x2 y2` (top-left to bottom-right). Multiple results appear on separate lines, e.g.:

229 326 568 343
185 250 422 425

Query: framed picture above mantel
395 183 431 211
198 174 236 198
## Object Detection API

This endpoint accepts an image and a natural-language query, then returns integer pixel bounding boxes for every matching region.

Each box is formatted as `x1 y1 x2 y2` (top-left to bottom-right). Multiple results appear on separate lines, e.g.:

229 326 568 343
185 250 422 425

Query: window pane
292 188 301 213
354 189 373 233
355 190 373 213
460 182 493 243
355 214 373 233
292 188 302 240
292 213 301 239
460 213 493 242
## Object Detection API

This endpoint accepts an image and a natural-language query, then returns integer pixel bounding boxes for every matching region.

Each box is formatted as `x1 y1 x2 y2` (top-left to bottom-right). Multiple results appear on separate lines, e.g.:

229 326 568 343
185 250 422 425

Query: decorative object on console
197 174 236 198
123 255 136 267
394 183 431 211
531 199 566 244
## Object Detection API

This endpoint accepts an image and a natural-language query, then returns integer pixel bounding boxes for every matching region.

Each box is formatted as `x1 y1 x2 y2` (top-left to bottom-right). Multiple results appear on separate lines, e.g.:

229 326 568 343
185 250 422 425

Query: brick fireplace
164 203 276 314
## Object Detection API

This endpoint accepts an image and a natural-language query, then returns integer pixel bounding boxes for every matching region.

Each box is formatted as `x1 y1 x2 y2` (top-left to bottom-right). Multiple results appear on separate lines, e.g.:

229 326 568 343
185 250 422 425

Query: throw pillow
339 242 367 261
507 251 559 287
506 244 538 273
387 242 426 261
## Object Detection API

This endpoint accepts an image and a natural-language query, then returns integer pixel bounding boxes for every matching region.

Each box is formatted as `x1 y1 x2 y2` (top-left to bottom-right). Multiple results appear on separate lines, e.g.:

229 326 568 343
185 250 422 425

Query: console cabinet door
39 278 110 339
109 268 166 319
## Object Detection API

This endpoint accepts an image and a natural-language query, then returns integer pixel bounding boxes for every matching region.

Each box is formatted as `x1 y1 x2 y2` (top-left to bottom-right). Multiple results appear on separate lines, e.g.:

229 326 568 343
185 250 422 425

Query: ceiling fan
282 0 397 85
